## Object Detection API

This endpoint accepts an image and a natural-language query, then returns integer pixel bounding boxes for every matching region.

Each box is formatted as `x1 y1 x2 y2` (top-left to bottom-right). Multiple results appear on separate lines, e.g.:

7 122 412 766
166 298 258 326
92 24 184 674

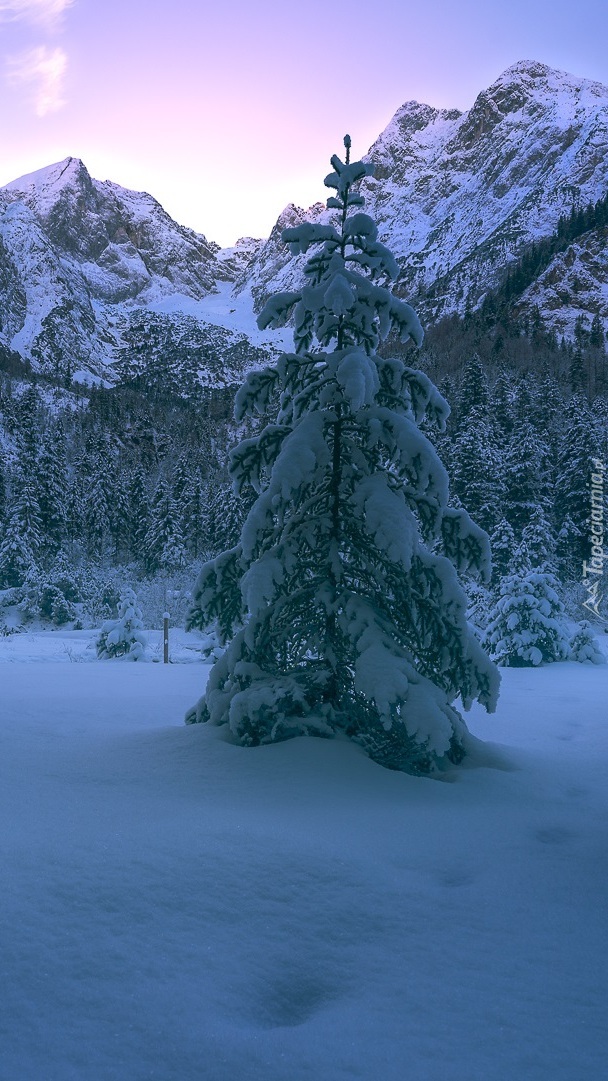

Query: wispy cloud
6 45 67 115
0 0 74 28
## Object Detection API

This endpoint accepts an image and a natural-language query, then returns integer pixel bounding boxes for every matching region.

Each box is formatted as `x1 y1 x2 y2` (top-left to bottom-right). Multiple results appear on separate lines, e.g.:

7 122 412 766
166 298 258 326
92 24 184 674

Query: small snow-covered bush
13 563 78 627
568 621 605 665
14 568 44 623
484 569 570 667
39 584 76 626
96 587 148 661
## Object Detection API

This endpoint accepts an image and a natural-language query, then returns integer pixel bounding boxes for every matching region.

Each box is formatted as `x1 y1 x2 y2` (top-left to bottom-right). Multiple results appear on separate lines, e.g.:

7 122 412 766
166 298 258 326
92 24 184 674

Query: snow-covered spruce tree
36 424 68 559
489 518 516 585
521 505 557 573
96 587 148 661
483 548 570 668
450 415 504 536
144 482 188 574
186 138 499 774
0 477 43 588
568 620 605 665
0 450 7 530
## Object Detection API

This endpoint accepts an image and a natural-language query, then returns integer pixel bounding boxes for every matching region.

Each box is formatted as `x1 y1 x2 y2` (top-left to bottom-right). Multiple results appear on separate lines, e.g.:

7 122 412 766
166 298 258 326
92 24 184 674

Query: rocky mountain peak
4 156 92 201
492 58 608 102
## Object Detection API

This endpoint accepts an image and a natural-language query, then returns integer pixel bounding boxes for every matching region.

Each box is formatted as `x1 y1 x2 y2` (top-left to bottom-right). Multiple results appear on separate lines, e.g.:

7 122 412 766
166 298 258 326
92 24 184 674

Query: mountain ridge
245 60 608 339
2 60 608 384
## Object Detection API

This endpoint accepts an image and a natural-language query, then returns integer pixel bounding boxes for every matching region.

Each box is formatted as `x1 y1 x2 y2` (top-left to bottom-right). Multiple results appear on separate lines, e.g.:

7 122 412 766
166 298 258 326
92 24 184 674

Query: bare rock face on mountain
2 61 608 384
242 61 608 330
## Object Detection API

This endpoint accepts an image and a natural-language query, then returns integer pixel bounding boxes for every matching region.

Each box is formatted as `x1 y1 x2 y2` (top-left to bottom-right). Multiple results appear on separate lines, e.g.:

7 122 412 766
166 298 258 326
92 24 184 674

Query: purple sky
1 0 608 246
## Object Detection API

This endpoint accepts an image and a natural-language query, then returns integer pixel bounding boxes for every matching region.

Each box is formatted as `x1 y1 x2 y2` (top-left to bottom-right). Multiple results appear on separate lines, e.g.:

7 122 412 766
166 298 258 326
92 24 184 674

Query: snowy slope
1 650 607 1080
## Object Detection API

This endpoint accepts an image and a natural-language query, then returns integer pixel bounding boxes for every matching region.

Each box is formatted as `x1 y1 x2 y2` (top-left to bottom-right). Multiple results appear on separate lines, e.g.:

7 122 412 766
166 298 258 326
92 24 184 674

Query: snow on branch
257 291 301 331
343 213 378 243
440 508 492 583
324 273 356 316
351 473 418 572
229 425 291 495
324 155 375 197
281 223 341 255
335 349 380 412
234 367 281 421
187 547 246 643
389 296 424 346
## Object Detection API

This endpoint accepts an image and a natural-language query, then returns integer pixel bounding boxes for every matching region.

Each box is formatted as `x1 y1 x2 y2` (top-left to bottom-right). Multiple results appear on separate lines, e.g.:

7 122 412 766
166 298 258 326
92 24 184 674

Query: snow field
1 655 607 1081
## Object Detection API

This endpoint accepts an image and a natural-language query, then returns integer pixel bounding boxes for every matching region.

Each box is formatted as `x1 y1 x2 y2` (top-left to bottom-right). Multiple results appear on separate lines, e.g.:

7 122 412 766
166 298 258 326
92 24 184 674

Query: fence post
163 612 170 664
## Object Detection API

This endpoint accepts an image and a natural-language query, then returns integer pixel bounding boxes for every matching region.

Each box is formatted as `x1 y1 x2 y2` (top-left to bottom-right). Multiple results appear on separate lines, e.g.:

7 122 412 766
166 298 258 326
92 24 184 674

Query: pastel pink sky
1 0 607 246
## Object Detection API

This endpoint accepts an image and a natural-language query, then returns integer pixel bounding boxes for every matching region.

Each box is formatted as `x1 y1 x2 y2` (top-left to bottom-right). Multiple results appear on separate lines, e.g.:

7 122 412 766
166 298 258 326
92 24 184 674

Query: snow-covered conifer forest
2 62 608 1079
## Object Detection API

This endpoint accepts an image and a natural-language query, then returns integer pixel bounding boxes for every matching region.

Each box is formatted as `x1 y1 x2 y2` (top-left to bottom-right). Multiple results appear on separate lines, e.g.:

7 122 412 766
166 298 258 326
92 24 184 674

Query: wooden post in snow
163 612 170 664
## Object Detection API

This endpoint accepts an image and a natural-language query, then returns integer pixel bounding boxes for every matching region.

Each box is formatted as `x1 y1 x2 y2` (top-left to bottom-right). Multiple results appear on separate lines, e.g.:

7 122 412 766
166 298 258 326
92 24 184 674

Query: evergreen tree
96 587 148 660
489 518 516 583
483 564 569 667
204 479 252 557
186 138 499 775
455 354 489 427
556 514 583 582
568 620 605 664
521 505 557 572
0 509 38 587
450 415 504 535
36 424 68 558
589 313 605 351
48 548 81 604
171 453 192 528
491 368 514 439
38 582 76 626
15 385 41 466
554 395 602 576
512 375 535 427
503 422 551 531
0 467 44 586
0 450 7 528
185 470 208 560
527 373 563 438
108 473 131 563
84 465 112 560
66 473 86 551
144 481 187 573
128 465 151 557
569 345 586 394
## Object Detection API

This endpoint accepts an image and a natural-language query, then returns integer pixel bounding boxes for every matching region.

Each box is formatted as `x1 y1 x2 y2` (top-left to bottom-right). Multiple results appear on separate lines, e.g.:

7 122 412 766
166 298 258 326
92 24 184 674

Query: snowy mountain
0 158 273 385
242 61 608 338
2 60 608 385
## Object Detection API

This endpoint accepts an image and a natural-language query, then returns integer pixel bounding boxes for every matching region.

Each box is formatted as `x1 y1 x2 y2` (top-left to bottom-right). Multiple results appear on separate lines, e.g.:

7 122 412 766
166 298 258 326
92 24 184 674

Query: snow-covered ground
147 280 293 351
0 627 205 664
1 642 607 1081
